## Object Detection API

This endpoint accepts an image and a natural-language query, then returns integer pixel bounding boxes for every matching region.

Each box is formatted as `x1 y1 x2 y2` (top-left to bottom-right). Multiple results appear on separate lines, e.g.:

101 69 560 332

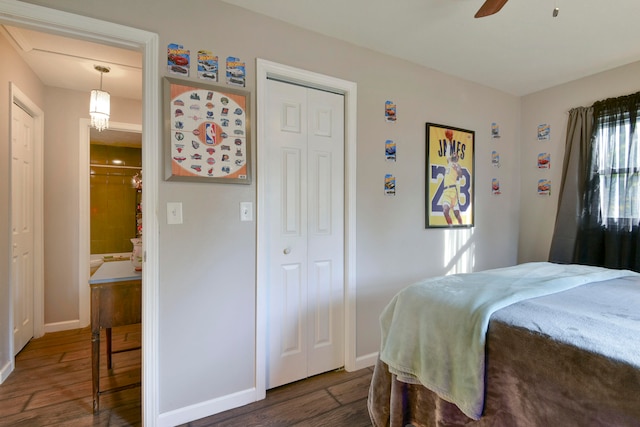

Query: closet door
265 79 344 389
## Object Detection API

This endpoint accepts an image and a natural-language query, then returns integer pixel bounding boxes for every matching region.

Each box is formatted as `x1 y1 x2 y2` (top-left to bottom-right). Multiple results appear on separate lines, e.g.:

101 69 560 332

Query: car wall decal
197 50 218 82
168 43 190 77
226 56 246 87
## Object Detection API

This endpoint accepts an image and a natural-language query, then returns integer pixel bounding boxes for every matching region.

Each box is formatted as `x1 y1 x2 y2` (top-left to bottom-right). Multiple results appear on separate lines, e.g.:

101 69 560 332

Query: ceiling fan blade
474 0 509 18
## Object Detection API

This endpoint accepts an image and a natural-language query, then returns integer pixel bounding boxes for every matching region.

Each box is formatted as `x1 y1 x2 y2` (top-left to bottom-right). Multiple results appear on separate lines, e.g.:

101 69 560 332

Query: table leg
91 326 100 413
106 328 112 369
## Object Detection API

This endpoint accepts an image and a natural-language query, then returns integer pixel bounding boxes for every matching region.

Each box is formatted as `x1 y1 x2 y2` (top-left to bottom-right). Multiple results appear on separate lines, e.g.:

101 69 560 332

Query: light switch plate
167 202 183 224
240 202 253 221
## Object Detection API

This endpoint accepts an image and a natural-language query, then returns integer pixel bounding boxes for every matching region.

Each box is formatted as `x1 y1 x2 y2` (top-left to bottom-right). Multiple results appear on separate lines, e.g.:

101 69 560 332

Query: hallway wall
0 31 45 378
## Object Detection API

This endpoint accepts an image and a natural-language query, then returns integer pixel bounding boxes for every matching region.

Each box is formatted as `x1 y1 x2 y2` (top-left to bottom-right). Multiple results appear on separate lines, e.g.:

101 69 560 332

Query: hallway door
11 102 36 355
265 79 345 389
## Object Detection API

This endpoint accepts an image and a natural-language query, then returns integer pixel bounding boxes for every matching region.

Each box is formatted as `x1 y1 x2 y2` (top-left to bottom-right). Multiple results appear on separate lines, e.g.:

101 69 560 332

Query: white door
265 79 345 389
11 102 36 355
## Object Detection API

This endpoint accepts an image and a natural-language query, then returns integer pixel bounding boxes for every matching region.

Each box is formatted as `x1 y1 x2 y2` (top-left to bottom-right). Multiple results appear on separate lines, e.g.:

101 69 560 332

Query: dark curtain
551 92 640 271
548 106 593 263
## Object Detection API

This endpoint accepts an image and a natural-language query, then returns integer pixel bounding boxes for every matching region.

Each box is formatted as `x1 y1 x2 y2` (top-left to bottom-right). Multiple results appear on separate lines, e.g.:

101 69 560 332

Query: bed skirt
368 318 640 427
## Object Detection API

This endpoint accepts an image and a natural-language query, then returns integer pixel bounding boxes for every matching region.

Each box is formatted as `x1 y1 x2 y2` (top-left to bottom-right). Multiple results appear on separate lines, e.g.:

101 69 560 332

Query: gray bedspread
368 275 640 426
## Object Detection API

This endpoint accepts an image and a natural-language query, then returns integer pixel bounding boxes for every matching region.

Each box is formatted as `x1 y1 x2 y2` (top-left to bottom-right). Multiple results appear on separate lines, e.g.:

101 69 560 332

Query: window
592 97 640 226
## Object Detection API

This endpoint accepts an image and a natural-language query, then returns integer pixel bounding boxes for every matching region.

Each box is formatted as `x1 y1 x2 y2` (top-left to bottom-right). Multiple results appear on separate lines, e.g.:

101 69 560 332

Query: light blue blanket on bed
378 262 640 420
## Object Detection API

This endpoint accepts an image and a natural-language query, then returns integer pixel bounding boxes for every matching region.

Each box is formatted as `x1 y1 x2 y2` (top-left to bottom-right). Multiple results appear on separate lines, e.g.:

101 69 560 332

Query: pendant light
89 65 111 132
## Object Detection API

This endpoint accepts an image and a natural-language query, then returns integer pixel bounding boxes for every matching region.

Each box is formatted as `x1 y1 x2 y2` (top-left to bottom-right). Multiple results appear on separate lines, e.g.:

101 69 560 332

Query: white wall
354 64 521 355
8 0 522 421
518 61 640 263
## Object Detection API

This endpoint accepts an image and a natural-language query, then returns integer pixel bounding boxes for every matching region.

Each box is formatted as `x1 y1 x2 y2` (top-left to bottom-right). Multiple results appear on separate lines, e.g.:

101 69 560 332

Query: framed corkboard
164 77 250 183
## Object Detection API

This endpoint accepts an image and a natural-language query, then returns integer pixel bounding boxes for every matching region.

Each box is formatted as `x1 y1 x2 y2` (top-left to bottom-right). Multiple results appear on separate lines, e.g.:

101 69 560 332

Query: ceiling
1 24 142 146
2 0 639 111
1 25 142 100
220 0 640 96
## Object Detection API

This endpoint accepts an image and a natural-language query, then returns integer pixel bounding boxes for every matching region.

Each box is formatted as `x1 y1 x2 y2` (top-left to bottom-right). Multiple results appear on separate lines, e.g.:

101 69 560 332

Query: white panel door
11 102 35 355
265 79 344 389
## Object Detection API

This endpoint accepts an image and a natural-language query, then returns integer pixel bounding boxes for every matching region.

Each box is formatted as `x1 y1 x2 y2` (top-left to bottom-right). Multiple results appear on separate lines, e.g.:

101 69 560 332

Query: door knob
283 247 291 255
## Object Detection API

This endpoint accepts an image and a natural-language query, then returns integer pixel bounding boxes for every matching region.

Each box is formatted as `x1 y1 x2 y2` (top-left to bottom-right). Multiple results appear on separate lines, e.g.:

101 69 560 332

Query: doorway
79 121 143 326
255 59 358 400
89 128 142 253
2 21 144 334
0 2 160 424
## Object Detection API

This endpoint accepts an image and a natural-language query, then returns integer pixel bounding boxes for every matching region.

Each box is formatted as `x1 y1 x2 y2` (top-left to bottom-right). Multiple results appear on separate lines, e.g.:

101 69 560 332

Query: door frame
0 1 161 424
78 119 142 329
9 83 45 357
255 59 358 400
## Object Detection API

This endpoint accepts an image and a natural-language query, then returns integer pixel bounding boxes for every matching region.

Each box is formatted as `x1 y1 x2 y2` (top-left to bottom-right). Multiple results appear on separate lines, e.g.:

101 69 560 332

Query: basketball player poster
425 123 475 228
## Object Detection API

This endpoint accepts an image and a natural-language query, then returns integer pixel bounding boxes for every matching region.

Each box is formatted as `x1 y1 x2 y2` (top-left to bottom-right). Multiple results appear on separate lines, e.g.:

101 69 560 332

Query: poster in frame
425 122 475 228
164 76 251 183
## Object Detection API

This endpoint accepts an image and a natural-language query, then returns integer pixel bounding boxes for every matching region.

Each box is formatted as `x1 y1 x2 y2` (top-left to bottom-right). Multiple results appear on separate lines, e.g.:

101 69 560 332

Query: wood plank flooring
0 327 374 426
0 325 142 426
180 367 374 427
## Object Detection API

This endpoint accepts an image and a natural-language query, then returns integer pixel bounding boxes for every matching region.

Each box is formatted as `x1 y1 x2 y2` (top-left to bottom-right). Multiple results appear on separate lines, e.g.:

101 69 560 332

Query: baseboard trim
44 319 81 334
158 387 257 427
353 351 378 371
0 359 14 384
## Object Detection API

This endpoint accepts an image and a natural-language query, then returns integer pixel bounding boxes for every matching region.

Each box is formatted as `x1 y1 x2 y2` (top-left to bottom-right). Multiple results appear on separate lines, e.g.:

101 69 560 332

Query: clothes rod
90 163 141 170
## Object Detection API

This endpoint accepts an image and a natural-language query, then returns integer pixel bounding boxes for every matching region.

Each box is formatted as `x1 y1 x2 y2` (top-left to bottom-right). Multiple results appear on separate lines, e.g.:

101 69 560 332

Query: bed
368 262 640 426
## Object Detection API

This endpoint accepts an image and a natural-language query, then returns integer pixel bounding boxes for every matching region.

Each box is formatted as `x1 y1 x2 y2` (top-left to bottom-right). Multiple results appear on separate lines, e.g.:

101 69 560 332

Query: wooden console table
89 260 142 413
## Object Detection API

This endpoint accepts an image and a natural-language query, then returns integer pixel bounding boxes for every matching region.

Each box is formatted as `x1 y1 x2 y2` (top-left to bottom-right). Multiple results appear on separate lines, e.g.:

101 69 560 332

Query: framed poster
164 77 251 183
426 123 474 228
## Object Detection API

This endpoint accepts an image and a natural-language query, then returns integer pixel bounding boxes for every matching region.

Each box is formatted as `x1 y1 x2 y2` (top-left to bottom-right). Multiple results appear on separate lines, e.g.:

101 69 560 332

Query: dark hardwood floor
0 325 142 426
0 327 374 426
180 368 374 427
